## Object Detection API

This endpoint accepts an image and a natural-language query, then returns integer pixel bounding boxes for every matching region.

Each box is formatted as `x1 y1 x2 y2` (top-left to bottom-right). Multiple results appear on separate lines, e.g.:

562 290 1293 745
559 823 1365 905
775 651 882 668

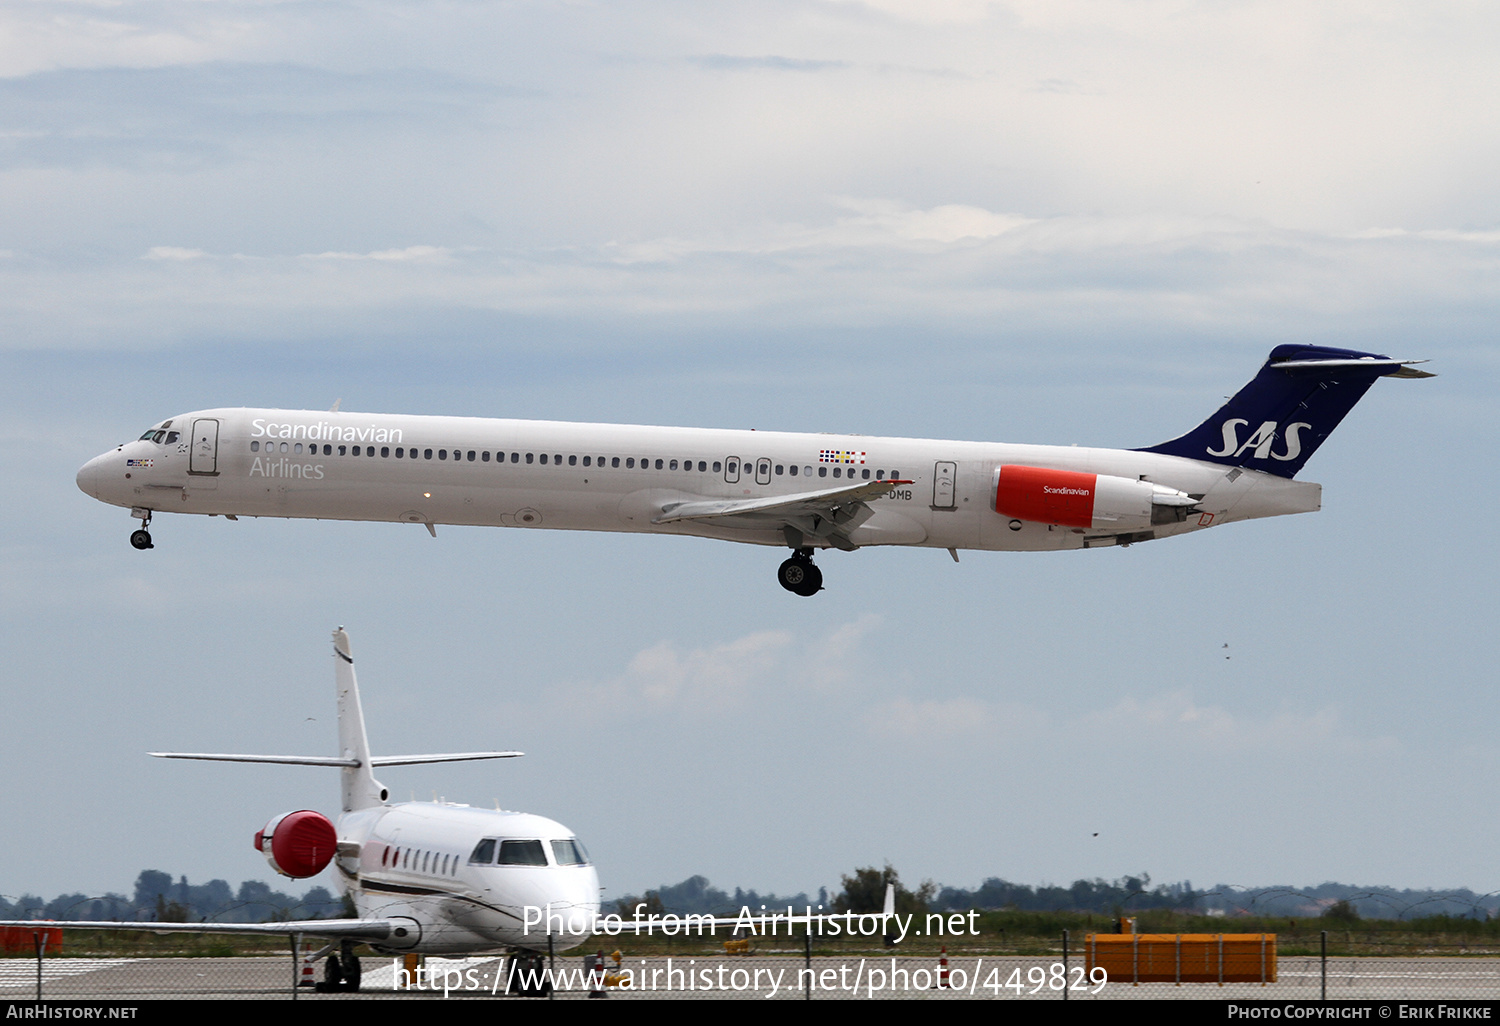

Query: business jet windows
498 840 548 866
550 839 591 866
465 837 581 868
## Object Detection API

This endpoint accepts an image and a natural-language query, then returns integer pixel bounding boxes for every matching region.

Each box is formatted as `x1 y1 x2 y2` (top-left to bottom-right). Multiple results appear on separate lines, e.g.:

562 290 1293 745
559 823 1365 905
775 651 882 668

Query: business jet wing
0 918 399 941
653 478 912 550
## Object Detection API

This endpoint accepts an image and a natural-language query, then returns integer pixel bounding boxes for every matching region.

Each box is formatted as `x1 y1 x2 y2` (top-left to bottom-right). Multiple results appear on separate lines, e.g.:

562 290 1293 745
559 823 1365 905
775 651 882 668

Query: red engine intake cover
994 465 1098 528
255 810 337 879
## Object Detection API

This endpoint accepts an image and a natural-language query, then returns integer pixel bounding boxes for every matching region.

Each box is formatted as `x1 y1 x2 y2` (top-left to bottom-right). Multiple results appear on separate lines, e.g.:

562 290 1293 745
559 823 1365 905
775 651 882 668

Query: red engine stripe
995 465 1097 528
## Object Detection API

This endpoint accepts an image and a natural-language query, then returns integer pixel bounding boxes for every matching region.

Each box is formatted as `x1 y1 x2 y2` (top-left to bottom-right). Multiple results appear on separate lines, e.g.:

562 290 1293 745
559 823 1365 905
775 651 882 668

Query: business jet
0 628 600 992
76 344 1430 595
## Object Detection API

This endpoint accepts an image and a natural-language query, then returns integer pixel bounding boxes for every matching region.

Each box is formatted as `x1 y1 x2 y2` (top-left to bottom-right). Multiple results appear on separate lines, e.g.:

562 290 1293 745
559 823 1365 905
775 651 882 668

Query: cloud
0 6 261 78
828 0 1000 26
301 246 454 262
1081 690 1398 756
866 696 997 737
1353 228 1500 244
603 199 1035 265
143 247 206 261
9 201 1500 352
556 616 883 720
624 629 793 709
688 55 849 73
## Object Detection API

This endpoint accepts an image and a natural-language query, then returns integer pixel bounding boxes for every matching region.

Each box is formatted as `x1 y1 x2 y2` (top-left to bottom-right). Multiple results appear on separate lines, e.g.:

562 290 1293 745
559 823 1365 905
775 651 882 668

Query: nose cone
76 454 106 500
522 867 601 952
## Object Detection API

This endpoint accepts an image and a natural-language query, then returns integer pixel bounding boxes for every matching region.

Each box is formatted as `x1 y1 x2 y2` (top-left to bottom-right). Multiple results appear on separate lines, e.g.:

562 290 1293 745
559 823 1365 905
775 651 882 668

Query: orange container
1084 933 1276 985
0 926 63 955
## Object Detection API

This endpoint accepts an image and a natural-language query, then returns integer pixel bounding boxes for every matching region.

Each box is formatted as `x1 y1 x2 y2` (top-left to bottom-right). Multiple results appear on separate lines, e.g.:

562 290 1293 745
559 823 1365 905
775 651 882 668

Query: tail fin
1136 345 1432 478
150 629 522 808
333 628 387 813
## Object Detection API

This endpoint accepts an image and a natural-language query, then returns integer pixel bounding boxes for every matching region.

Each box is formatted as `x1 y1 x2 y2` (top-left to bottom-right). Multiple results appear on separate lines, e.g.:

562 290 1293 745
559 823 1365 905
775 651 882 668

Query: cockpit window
468 838 496 865
550 839 590 866
140 428 182 445
497 839 548 866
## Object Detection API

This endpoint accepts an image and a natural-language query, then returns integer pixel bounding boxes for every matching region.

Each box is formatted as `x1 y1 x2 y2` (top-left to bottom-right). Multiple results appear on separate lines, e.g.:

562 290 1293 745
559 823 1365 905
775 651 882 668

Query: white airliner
76 345 1430 595
1 628 600 992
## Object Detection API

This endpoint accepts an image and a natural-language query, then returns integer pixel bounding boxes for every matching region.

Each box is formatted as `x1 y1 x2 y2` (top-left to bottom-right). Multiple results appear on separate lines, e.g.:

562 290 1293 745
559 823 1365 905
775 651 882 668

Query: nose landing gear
777 549 823 597
129 509 154 550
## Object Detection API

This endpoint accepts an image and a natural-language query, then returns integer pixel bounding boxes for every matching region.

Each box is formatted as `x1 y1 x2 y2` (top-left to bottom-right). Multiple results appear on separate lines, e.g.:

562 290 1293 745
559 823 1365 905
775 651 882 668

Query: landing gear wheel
129 529 153 550
506 952 553 997
321 953 342 991
342 954 361 992
777 557 823 596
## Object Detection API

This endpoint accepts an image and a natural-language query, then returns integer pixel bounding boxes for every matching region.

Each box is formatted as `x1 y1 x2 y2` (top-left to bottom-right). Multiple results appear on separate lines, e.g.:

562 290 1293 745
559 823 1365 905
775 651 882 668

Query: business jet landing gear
506 952 553 997
777 550 823 597
318 942 362 992
129 510 154 550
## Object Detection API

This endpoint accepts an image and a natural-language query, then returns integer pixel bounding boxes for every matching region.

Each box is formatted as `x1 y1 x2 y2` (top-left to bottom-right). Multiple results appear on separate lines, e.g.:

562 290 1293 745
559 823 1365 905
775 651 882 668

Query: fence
7 928 1500 1000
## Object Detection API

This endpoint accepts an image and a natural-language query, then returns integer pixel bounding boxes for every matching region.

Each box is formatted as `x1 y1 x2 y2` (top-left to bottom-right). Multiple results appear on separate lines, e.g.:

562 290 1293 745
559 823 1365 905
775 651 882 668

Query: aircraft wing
653 478 912 550
0 918 398 941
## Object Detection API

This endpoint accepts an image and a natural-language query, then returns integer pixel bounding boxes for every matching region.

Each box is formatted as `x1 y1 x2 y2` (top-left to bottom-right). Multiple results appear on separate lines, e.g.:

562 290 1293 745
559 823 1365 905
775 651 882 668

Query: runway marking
1282 970 1500 980
0 958 141 988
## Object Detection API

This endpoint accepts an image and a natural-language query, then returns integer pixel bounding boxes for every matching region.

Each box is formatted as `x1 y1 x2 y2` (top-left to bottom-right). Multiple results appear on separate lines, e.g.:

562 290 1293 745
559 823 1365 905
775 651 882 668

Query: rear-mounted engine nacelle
255 809 337 879
993 465 1196 530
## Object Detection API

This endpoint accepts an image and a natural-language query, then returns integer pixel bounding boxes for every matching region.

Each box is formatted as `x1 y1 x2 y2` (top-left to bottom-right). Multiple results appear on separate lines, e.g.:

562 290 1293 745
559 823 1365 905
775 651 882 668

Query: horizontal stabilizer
372 752 523 766
150 751 522 766
1269 357 1431 374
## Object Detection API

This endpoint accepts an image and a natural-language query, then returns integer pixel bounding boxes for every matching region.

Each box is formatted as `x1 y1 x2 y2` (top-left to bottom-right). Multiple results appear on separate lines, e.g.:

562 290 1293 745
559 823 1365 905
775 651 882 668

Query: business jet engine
255 810 337 878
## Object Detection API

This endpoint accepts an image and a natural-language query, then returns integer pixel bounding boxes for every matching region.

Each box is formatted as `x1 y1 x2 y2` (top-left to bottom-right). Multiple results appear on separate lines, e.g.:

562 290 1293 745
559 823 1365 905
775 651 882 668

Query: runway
6 954 1500 1000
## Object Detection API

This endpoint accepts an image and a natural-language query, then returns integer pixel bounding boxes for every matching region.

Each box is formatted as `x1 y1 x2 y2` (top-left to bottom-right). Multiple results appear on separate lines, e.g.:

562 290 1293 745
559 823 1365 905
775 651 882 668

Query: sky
3 0 1497 911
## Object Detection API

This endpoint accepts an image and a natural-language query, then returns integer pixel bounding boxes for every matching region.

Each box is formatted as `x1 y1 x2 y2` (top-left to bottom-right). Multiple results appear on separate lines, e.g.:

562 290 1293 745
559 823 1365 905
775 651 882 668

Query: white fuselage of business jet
76 345 1428 594
335 803 601 955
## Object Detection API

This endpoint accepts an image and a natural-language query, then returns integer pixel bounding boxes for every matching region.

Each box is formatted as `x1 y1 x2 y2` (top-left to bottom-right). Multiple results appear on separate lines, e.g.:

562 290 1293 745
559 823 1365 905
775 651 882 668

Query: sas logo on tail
1207 420 1312 462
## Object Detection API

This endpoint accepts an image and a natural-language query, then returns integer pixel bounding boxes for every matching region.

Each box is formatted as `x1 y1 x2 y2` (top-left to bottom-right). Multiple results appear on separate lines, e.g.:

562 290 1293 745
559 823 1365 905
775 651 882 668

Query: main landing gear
318 942 363 992
777 549 823 597
129 509 154 550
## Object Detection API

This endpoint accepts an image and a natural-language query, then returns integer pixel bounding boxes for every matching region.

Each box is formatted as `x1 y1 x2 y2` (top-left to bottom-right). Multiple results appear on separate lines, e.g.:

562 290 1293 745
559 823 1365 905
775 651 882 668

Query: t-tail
1136 345 1433 478
334 628 385 812
149 629 523 810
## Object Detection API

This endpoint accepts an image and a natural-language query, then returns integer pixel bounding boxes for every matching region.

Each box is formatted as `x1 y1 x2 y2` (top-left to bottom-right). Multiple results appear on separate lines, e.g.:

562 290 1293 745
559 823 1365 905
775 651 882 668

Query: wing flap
653 478 910 525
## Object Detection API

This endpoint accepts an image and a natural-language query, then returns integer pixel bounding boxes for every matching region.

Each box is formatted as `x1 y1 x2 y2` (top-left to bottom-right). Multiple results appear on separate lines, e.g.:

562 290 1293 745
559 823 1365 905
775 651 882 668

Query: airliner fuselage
76 346 1429 594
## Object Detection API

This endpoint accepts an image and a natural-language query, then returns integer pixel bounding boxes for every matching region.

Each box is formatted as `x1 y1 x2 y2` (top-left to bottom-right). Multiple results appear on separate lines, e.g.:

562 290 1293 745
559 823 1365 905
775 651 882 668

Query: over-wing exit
77 345 1431 595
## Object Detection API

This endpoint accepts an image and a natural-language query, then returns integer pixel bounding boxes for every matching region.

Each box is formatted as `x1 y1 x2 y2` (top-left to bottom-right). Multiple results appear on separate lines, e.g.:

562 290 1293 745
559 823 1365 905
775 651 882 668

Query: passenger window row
381 844 459 877
247 441 899 482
